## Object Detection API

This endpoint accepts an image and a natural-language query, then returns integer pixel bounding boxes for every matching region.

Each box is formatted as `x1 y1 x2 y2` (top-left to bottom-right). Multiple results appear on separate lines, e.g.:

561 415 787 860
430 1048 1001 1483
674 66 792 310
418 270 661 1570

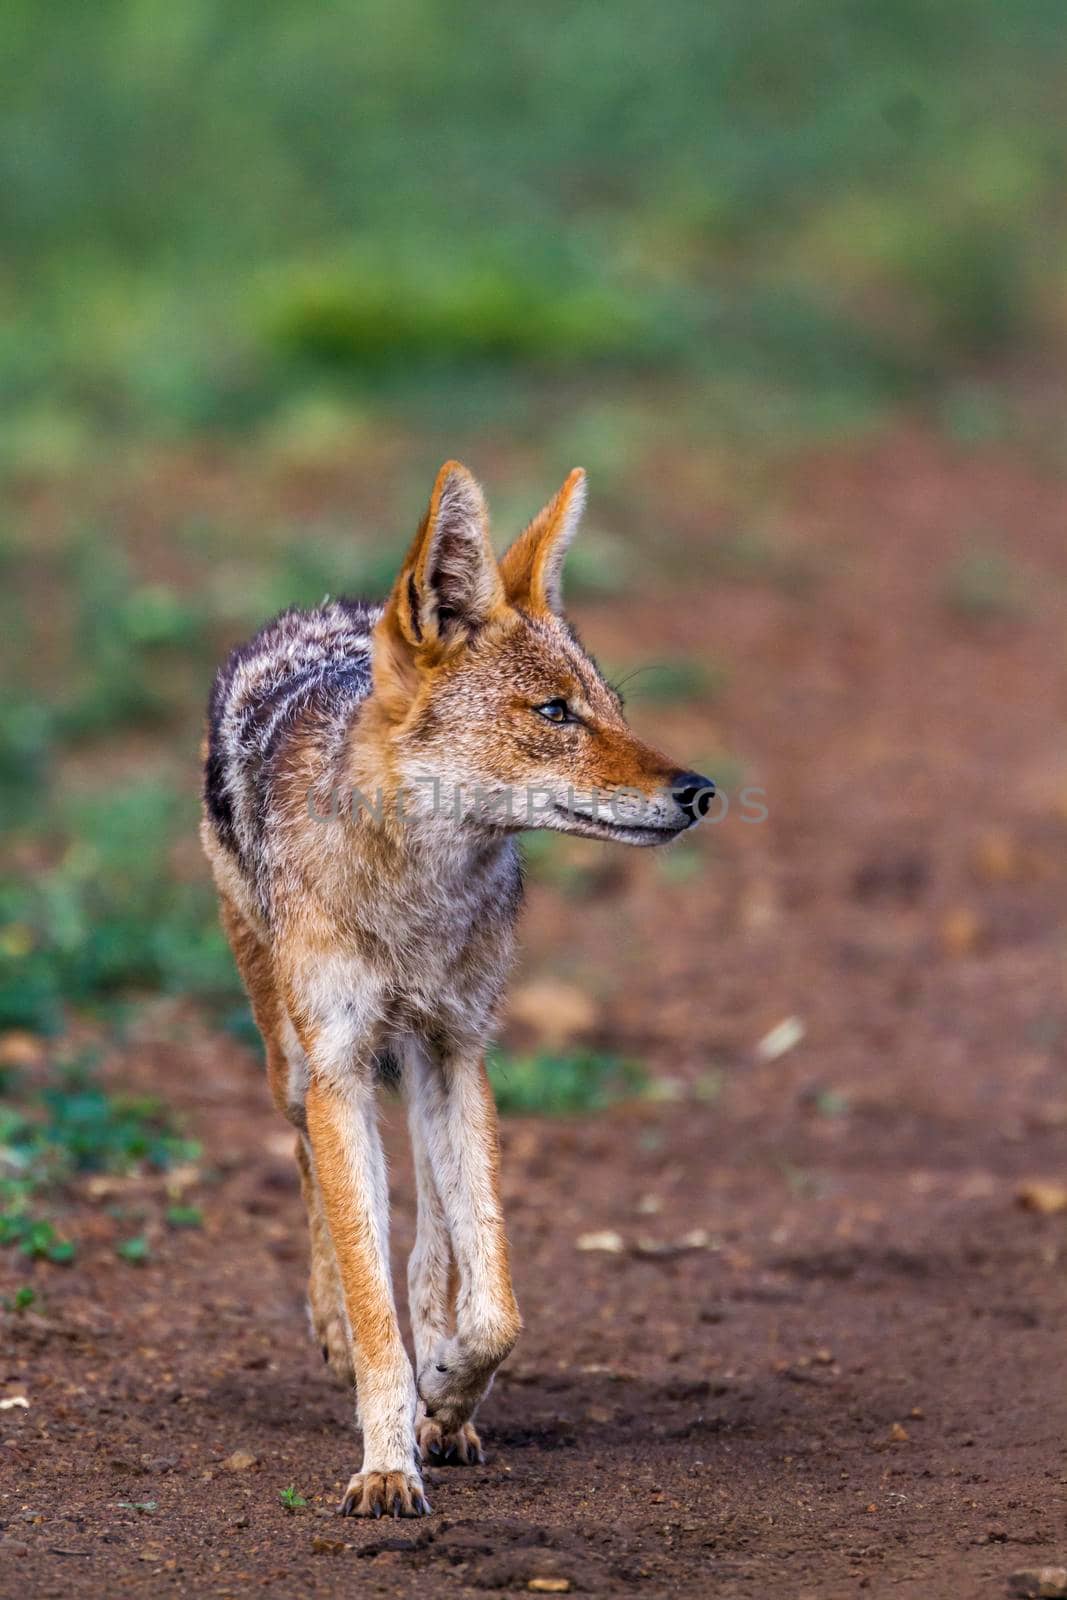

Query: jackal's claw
339 1471 430 1518
417 1417 485 1466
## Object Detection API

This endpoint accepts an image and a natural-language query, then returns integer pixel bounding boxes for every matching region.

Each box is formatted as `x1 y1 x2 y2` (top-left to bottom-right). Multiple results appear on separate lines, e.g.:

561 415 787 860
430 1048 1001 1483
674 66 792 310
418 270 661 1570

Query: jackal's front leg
407 1103 483 1465
303 1074 428 1517
407 1048 520 1449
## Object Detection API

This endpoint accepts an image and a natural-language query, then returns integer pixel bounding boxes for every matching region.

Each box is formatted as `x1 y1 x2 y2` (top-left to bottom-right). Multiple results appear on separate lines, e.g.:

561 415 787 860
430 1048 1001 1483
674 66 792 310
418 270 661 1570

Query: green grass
1 1 1064 443
0 542 208 746
0 1054 199 1265
0 525 246 1037
0 1062 198 1190
1 1057 198 1189
0 781 242 1035
487 1048 648 1116
262 253 653 373
278 1486 307 1513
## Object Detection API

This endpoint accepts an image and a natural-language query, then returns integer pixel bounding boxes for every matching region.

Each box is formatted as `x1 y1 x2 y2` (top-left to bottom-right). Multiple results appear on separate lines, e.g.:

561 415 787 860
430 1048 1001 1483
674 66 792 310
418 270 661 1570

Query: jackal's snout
556 762 716 844
670 769 716 827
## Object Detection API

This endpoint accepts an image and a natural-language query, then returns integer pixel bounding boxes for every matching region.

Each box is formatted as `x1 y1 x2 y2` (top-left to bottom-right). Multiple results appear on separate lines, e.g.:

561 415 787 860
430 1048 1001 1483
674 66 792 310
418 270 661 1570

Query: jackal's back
203 597 381 890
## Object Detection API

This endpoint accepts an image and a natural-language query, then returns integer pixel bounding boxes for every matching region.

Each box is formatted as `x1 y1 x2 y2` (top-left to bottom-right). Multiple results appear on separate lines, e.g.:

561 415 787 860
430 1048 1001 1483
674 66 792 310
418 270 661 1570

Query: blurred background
0 4 1065 1584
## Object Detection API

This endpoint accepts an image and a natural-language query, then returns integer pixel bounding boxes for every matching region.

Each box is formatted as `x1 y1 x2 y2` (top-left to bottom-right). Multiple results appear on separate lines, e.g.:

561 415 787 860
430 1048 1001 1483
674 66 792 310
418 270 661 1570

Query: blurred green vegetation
0 1052 199 1263
0 778 239 1035
1 0 1065 448
488 1048 649 1116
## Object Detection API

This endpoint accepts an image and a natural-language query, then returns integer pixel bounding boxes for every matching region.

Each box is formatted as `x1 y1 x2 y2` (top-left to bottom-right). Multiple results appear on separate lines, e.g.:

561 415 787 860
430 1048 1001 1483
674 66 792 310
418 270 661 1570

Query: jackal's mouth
550 803 683 845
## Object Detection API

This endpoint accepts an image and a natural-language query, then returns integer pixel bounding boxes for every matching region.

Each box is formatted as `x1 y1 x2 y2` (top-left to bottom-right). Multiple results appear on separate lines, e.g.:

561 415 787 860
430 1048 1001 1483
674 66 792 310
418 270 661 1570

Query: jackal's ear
499 468 586 615
386 461 504 656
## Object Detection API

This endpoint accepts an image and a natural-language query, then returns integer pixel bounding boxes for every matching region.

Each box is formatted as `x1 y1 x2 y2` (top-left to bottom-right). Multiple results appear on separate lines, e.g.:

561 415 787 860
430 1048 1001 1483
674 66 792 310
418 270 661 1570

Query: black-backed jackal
202 462 713 1516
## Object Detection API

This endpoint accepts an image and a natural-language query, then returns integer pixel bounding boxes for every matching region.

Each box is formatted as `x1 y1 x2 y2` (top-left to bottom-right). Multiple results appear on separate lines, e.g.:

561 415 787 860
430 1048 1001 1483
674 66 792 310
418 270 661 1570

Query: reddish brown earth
2 427 1066 1598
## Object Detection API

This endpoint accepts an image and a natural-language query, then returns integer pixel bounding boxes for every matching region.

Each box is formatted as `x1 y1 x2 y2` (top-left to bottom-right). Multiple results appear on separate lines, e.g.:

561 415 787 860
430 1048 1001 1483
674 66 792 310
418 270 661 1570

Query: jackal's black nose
672 770 716 824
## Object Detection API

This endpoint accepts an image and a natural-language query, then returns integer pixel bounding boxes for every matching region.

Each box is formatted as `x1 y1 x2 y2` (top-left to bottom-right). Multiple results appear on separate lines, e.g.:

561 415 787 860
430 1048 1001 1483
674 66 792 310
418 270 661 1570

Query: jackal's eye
534 697 573 724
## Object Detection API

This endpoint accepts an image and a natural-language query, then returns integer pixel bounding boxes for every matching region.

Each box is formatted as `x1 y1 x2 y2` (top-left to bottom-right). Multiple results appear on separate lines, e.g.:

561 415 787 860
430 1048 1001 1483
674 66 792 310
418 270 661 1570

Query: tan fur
295 1134 352 1384
202 460 710 1517
218 893 292 1124
304 1079 401 1373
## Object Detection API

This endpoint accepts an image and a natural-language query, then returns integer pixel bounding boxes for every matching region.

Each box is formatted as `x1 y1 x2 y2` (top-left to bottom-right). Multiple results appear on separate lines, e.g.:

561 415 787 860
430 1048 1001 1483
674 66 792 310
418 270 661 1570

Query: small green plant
4 1285 37 1312
166 1205 203 1229
0 1212 75 1263
487 1049 648 1116
116 1235 150 1264
278 1484 307 1512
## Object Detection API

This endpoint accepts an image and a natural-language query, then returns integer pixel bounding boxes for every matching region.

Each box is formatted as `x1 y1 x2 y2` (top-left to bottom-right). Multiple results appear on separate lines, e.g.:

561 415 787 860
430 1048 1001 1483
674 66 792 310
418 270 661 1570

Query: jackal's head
368 461 713 845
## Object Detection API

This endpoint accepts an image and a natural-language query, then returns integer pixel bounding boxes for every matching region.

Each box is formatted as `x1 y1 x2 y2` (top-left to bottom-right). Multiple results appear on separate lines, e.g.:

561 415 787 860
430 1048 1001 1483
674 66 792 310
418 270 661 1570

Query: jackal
201 462 713 1516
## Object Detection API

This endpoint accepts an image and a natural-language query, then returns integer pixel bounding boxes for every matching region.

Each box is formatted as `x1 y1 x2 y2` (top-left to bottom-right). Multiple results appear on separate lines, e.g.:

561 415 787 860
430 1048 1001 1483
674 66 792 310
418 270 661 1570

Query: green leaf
116 1235 150 1264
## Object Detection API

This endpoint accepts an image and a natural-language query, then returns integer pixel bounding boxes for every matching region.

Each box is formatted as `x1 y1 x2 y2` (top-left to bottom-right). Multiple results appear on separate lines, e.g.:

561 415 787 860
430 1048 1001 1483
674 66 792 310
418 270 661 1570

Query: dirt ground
2 427 1066 1597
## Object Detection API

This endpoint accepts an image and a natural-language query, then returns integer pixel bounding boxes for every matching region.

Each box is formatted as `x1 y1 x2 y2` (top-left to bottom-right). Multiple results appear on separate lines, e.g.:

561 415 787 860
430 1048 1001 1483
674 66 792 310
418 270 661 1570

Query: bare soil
2 427 1066 1597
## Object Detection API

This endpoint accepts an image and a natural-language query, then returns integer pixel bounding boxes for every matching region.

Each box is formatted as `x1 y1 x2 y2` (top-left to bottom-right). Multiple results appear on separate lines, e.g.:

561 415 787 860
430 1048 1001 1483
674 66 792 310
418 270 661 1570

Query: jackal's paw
339 1470 431 1518
417 1416 485 1466
417 1332 510 1431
